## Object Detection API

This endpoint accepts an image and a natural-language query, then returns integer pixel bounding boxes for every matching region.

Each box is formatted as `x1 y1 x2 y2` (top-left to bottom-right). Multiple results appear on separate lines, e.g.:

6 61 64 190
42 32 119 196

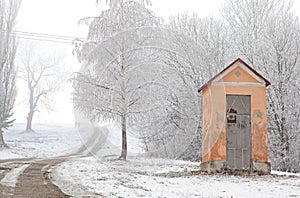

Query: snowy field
1 123 299 197
52 155 300 198
0 122 141 159
0 123 82 159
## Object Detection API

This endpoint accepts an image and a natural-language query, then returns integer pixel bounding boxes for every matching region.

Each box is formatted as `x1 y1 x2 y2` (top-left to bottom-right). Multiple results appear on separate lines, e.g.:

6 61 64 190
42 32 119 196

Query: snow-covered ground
52 155 300 198
0 123 82 159
1 123 299 197
51 124 300 198
0 122 141 159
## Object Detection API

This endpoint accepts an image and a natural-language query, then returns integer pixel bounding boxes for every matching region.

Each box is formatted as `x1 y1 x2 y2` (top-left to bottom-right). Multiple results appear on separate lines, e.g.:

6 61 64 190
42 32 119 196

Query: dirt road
0 126 108 197
0 157 70 197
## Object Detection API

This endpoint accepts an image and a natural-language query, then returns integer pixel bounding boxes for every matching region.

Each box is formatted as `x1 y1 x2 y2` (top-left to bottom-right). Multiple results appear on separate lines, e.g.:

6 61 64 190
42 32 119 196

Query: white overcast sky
14 0 300 124
16 0 226 36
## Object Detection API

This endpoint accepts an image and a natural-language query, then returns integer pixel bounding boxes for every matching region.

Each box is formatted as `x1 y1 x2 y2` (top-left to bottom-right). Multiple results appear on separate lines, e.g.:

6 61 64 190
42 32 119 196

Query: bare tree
18 41 66 132
0 0 21 148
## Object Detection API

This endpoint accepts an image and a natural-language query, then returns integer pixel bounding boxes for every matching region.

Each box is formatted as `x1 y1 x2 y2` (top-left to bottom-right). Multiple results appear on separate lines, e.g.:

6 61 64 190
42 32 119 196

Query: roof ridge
198 58 271 92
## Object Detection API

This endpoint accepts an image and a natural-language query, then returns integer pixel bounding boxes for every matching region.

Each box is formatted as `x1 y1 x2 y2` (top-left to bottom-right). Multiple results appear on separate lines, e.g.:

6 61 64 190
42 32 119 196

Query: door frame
225 94 252 170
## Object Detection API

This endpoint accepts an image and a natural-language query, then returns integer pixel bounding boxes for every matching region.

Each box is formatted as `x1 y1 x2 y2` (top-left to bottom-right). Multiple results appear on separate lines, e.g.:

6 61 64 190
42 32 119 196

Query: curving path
0 126 107 197
0 158 70 197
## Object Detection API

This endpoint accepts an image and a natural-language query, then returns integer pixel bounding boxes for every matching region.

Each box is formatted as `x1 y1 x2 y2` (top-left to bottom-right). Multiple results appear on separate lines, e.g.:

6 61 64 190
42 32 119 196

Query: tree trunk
26 91 35 132
26 111 34 132
0 130 8 148
120 114 127 160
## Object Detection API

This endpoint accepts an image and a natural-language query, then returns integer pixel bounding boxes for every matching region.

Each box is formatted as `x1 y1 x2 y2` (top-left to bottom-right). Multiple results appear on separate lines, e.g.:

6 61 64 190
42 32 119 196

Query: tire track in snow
0 164 30 187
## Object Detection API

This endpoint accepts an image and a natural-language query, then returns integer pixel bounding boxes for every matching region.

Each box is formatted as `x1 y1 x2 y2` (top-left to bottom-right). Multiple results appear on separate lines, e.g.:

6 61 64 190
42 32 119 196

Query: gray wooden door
226 95 251 170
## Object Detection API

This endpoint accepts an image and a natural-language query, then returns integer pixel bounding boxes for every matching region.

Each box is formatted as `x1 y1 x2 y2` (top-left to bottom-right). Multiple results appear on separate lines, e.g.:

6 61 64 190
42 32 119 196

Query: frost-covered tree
131 32 201 159
0 0 21 148
262 2 300 172
168 13 229 79
222 0 300 172
165 13 230 160
74 0 202 160
18 41 66 132
96 0 151 8
221 0 284 65
73 1 163 160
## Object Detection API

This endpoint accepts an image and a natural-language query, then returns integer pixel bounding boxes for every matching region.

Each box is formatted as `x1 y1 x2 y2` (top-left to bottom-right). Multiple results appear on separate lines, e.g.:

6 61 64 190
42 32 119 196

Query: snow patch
0 149 23 159
271 170 300 177
0 164 30 187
